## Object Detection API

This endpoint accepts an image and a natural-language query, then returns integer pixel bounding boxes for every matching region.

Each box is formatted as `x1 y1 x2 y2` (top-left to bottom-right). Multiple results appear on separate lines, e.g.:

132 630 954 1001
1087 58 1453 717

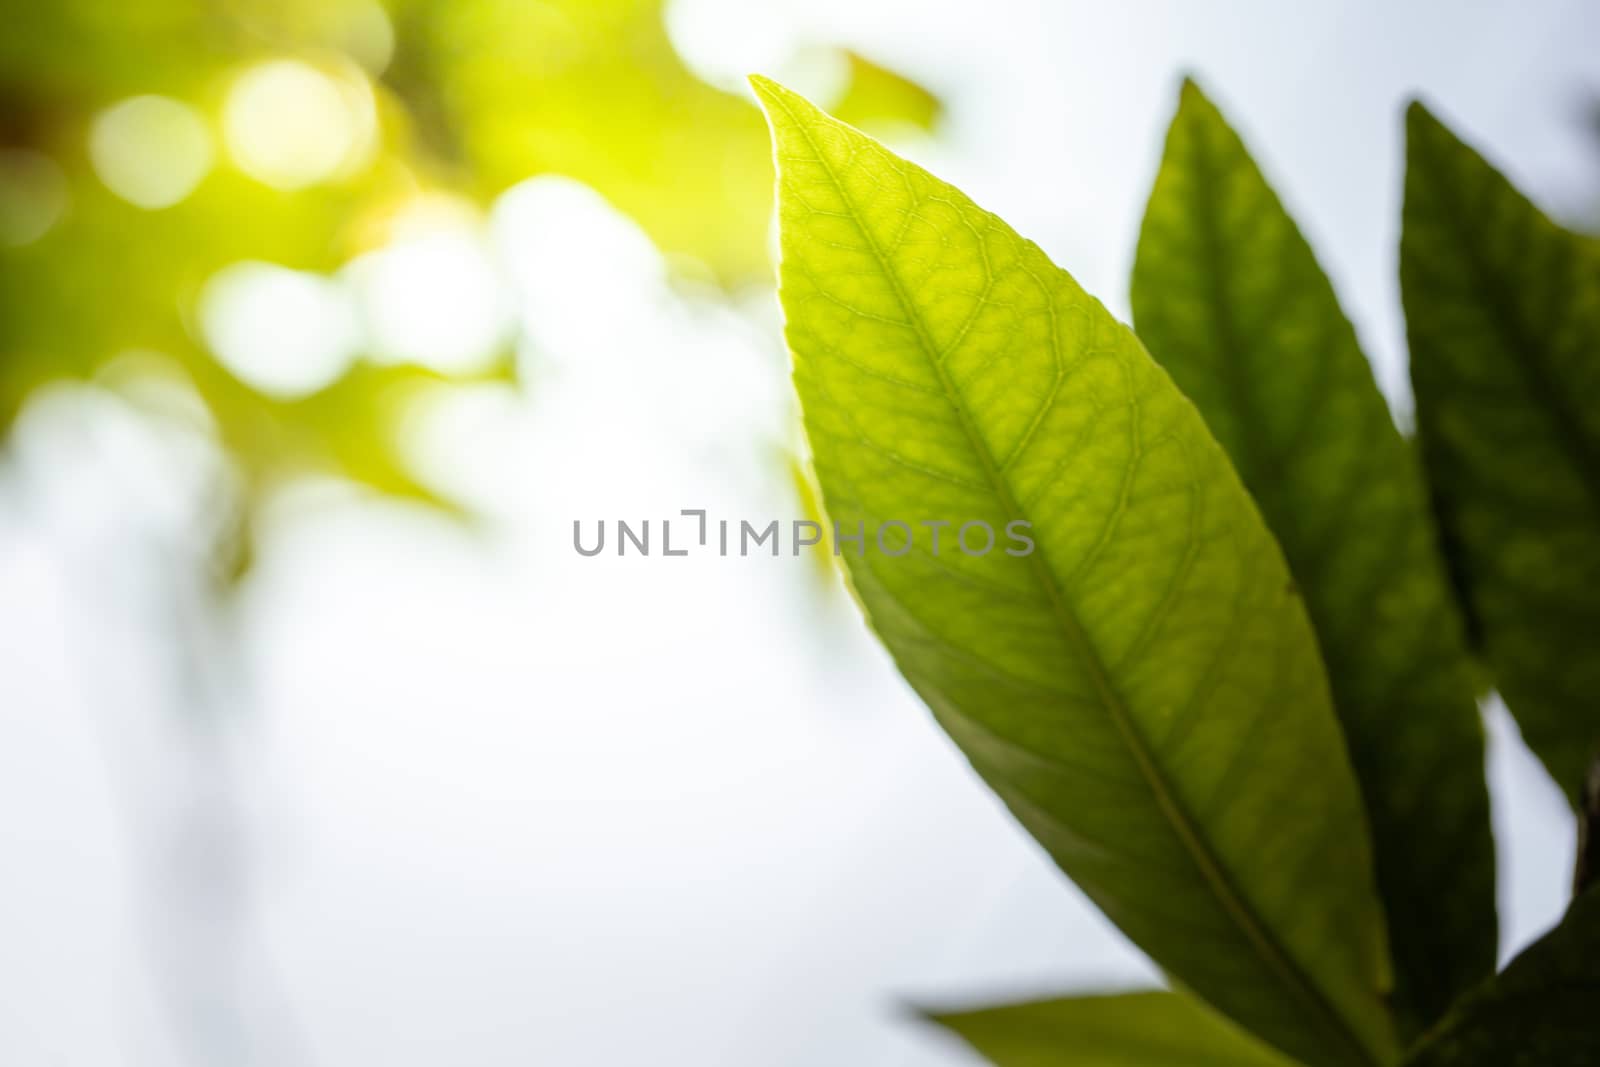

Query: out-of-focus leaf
188 354 514 508
385 0 941 286
923 990 1294 1066
0 163 373 436
829 51 942 135
385 0 775 285
0 0 518 581
0 151 389 373
0 1 219 100
1401 102 1600 804
1405 888 1600 1066
753 76 1396 1067
783 448 841 583
1131 80 1495 1034
3 0 944 573
0 70 438 539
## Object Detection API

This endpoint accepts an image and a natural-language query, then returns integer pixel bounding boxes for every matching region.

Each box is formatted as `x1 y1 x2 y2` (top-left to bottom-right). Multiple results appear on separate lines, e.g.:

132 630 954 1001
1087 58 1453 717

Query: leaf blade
1405 889 1600 1066
754 75 1396 1067
1401 103 1600 803
924 990 1296 1067
1131 81 1496 1032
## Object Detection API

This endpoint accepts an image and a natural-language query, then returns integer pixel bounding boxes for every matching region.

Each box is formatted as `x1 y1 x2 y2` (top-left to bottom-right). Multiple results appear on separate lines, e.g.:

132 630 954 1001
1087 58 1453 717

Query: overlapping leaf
1131 81 1495 1032
1405 888 1600 1066
754 76 1396 1067
925 990 1293 1066
1401 103 1600 804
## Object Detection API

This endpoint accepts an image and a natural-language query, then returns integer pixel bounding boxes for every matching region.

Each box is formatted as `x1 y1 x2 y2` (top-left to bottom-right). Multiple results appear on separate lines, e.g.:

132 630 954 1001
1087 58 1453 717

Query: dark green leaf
1132 80 1495 1032
1401 102 1600 804
1406 888 1600 1066
1576 758 1600 896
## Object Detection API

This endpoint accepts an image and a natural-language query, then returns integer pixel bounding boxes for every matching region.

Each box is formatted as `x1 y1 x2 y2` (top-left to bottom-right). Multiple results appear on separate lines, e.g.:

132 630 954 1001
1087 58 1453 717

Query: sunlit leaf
1131 80 1495 1033
753 75 1396 1067
1404 888 1600 1066
1401 102 1600 804
924 990 1294 1066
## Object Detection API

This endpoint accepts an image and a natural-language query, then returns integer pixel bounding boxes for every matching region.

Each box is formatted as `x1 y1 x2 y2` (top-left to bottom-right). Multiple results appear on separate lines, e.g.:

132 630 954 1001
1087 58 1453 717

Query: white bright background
1 1 1596 1064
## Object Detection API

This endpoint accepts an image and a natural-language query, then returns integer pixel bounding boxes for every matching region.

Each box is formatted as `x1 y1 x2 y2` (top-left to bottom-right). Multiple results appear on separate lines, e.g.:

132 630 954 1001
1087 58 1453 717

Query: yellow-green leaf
753 75 1396 1067
925 990 1294 1066
1401 102 1600 804
1132 80 1495 1033
829 51 943 135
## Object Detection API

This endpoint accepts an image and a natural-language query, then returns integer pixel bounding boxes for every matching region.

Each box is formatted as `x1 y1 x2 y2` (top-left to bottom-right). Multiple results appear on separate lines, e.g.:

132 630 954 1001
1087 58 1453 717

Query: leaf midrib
768 86 1384 1067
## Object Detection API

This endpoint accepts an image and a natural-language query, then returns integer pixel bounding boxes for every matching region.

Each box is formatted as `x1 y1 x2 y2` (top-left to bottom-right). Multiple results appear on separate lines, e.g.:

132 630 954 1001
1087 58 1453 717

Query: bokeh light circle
222 60 376 190
88 95 213 210
199 261 361 398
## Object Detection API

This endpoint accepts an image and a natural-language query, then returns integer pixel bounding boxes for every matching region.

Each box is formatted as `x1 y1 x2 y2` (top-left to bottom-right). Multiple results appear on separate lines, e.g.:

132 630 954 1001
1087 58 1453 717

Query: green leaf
1578 759 1600 896
1405 889 1600 1066
752 75 1396 1067
1401 102 1600 804
1131 80 1495 1032
924 990 1295 1066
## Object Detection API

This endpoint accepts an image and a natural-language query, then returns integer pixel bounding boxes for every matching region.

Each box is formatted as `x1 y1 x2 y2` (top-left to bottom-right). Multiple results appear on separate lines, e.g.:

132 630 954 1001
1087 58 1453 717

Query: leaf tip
893 998 940 1023
1173 74 1222 125
746 75 844 155
747 73 798 117
1404 98 1449 144
1403 98 1469 181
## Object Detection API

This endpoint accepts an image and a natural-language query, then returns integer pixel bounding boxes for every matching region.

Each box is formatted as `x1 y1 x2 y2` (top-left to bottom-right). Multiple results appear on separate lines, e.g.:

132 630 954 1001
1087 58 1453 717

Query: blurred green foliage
830 51 943 136
0 0 939 574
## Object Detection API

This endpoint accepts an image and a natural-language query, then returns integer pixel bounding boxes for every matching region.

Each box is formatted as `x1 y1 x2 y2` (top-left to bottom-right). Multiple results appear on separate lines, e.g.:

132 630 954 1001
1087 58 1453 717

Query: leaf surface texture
754 75 1396 1067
